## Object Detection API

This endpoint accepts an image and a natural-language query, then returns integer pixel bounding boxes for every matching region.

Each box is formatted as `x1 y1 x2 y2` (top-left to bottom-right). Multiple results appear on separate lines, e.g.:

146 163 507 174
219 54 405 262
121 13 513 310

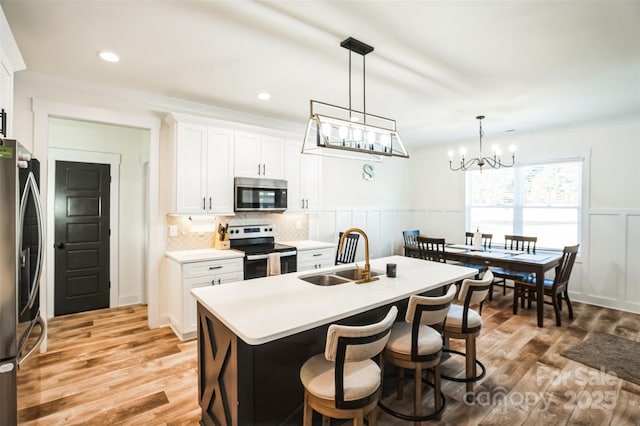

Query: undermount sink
299 267 385 286
299 274 350 286
333 268 384 281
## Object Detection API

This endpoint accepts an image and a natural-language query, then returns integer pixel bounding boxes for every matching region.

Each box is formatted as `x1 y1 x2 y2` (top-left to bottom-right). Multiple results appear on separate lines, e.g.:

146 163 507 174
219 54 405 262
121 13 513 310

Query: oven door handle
246 251 297 261
246 254 268 261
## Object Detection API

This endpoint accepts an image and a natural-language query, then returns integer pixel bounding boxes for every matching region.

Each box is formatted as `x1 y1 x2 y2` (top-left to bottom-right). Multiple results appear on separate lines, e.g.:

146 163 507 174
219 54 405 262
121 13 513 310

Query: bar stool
299 306 398 426
379 285 457 424
441 271 493 396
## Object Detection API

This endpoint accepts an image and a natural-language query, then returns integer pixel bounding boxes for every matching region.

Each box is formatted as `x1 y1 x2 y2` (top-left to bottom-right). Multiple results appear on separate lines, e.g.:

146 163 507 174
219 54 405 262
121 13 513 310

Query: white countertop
191 255 477 345
165 248 244 263
278 240 336 250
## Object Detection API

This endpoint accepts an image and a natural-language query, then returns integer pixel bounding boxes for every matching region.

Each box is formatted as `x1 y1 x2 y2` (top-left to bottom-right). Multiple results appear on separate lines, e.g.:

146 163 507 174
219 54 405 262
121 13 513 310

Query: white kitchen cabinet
0 8 26 138
164 116 234 214
168 256 243 340
297 246 336 272
234 131 284 179
285 140 321 212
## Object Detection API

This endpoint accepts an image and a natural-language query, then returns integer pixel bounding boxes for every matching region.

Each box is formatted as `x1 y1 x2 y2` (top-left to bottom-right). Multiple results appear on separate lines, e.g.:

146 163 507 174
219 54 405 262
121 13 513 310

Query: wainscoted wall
309 208 468 264
583 210 640 313
166 213 309 251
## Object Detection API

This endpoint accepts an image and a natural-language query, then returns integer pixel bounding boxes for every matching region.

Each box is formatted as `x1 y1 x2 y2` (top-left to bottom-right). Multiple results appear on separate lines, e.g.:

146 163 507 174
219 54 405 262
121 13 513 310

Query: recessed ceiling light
99 51 120 63
257 92 271 100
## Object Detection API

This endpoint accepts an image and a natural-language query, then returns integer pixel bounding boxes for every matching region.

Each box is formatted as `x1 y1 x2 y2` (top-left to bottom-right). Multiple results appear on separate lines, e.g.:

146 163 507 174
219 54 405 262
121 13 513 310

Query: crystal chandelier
449 115 515 172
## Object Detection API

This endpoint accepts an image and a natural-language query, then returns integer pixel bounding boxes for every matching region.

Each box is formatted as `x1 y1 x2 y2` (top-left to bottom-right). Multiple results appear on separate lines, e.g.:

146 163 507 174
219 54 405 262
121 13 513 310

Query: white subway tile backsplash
166 213 309 251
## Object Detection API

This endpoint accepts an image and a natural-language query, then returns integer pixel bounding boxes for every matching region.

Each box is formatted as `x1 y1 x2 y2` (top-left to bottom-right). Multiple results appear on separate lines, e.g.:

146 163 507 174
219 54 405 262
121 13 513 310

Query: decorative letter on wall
362 163 374 181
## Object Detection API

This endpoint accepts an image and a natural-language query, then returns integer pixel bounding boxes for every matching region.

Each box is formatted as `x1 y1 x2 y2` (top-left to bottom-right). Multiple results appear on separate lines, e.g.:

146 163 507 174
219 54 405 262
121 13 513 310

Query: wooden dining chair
416 236 446 263
489 235 538 300
504 235 537 253
513 244 579 326
402 230 420 258
335 232 360 265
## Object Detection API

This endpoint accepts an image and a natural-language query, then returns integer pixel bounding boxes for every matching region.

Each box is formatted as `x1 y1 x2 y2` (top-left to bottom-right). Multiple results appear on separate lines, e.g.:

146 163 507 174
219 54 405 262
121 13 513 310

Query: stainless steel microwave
234 177 288 212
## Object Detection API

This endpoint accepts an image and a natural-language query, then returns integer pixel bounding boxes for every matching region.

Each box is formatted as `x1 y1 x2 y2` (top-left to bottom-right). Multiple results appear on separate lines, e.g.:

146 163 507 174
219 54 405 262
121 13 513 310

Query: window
466 160 582 249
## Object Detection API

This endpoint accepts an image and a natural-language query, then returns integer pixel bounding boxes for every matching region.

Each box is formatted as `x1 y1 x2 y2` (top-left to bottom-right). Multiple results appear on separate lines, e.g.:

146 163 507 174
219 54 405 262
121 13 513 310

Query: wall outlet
168 224 178 237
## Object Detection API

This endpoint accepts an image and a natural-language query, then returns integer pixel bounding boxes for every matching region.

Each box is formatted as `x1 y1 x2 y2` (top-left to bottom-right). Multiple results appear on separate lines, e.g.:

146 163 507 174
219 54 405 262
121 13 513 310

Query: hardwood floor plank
17 295 640 425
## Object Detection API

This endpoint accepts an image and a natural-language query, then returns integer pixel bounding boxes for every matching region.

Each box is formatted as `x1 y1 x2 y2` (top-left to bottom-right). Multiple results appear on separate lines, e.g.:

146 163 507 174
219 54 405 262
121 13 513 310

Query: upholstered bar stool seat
386 323 443 356
379 285 457 425
444 305 482 330
300 356 381 401
300 306 398 426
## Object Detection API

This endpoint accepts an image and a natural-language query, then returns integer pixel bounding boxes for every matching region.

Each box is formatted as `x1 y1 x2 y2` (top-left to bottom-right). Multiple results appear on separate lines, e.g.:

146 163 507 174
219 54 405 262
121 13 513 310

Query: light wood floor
17 291 640 425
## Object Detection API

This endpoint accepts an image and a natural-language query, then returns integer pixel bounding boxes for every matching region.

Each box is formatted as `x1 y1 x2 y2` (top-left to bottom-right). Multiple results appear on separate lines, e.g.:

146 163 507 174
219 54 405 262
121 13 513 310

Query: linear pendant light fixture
449 115 515 172
302 37 409 161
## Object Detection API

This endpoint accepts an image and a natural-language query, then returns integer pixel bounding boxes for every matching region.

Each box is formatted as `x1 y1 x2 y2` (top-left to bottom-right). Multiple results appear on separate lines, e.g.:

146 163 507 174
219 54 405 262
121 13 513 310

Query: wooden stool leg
397 367 405 400
434 364 442 415
368 406 378 426
466 335 476 393
414 364 422 425
354 411 364 426
322 415 330 426
303 391 313 426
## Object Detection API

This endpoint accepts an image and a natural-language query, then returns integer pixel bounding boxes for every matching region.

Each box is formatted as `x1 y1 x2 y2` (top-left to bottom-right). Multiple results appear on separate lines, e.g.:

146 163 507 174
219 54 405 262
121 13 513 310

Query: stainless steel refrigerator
0 139 46 426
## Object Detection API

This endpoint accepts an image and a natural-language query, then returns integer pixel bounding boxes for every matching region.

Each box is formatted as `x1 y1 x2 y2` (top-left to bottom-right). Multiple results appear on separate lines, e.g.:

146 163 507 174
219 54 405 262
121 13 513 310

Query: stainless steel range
228 224 297 280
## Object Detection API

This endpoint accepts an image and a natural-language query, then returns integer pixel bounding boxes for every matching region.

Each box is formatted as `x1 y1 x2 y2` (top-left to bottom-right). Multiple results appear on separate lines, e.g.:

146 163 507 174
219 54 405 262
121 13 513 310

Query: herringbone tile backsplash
166 213 309 251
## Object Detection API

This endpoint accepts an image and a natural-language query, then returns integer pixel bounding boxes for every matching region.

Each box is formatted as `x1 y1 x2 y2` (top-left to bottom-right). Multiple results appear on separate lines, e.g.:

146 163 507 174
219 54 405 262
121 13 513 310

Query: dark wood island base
196 301 406 425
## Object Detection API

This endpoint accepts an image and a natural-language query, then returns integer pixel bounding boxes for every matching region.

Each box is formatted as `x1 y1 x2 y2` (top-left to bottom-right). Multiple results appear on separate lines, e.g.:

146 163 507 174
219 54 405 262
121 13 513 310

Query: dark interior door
54 161 110 316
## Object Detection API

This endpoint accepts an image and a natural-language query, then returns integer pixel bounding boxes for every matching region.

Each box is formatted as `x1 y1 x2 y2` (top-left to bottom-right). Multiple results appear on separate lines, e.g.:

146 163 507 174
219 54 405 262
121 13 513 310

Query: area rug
561 332 640 386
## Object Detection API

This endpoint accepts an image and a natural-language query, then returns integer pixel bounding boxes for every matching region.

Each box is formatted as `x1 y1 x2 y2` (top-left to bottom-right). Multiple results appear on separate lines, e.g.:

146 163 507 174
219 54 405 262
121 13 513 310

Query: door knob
56 243 65 249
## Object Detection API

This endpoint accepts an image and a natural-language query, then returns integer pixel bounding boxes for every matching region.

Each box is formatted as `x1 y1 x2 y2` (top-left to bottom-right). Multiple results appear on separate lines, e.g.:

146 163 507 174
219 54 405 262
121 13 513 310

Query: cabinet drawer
297 248 334 263
184 257 243 278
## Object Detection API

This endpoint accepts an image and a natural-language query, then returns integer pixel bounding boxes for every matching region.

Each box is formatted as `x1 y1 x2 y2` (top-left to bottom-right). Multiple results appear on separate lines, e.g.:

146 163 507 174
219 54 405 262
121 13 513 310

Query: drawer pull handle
313 253 322 257
209 266 223 270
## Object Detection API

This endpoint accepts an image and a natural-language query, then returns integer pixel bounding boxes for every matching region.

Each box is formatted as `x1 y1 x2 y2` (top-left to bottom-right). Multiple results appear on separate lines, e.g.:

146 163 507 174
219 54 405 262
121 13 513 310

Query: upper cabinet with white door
163 115 234 215
0 7 26 138
285 139 321 212
234 131 284 179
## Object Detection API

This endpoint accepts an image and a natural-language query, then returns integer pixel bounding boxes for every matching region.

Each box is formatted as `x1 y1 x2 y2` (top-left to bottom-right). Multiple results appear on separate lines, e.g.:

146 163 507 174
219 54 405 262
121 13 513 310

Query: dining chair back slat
504 235 537 253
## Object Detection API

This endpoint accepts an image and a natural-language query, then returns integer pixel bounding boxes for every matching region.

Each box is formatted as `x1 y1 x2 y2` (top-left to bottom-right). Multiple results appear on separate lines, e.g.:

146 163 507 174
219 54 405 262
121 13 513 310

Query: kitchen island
191 255 477 425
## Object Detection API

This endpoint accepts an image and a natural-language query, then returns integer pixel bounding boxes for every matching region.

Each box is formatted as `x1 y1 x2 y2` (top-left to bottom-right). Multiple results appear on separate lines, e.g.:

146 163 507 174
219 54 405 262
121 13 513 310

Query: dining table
443 244 563 327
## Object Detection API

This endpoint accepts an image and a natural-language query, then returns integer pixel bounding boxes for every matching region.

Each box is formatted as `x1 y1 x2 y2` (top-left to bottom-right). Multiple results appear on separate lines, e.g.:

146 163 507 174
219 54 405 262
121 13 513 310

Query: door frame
32 99 162 343
47 149 121 314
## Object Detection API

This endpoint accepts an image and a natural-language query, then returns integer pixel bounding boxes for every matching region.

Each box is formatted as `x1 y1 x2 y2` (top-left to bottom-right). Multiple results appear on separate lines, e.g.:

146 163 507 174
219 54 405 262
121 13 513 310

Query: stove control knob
269 228 273 232
264 228 268 232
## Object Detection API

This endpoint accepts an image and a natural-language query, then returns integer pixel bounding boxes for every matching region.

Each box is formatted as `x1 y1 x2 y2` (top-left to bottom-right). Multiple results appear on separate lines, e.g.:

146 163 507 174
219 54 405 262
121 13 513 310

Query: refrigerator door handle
18 172 45 315
17 315 46 367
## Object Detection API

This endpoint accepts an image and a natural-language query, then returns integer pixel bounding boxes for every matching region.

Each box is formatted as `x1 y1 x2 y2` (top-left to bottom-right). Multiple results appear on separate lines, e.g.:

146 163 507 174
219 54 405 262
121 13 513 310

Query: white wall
48 117 149 306
408 115 640 313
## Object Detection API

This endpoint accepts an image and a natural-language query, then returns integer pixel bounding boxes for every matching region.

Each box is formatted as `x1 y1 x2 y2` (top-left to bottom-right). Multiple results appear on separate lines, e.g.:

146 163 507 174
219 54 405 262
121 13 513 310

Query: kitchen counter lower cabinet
168 257 243 341
196 299 408 425
296 246 335 271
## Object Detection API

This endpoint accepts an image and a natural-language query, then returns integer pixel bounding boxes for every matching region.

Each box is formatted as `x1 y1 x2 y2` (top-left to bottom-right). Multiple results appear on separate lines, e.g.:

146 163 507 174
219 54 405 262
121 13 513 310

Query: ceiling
2 0 639 148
